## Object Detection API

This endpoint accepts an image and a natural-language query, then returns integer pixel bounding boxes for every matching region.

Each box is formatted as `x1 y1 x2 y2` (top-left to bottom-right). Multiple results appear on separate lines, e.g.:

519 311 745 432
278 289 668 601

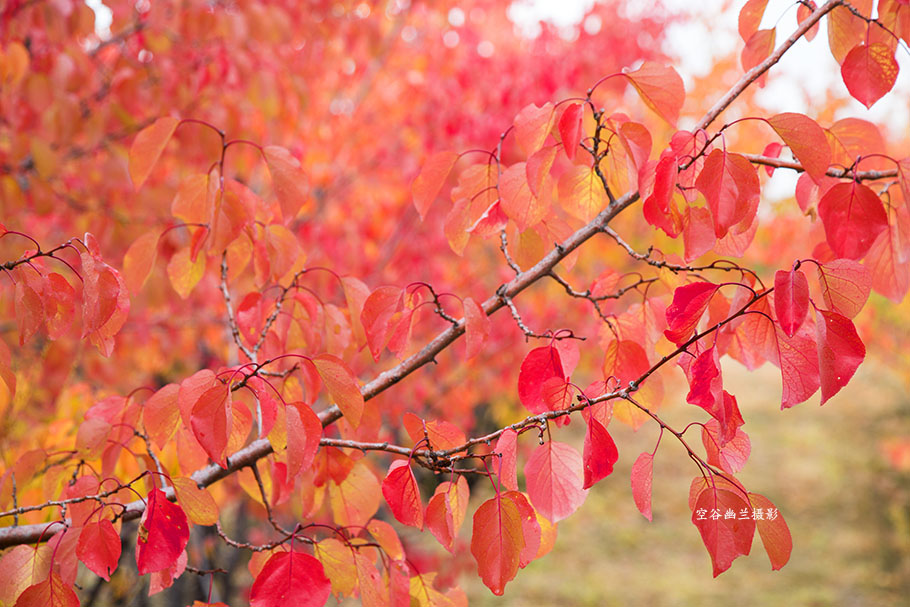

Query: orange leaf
172 477 220 526
738 0 769 42
129 116 179 189
263 146 308 222
741 28 776 74
748 493 792 570
463 296 489 359
622 62 685 125
513 102 556 155
412 150 458 220
558 164 608 221
166 247 206 299
471 492 523 595
767 113 831 183
310 354 363 428
122 231 159 293
12 572 78 607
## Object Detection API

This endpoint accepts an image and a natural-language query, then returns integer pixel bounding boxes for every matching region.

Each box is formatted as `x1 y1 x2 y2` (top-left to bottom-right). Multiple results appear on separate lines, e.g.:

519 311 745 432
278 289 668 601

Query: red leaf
774 321 820 409
76 519 121 581
774 268 809 337
263 146 308 222
642 155 683 237
425 476 469 553
361 286 404 361
558 102 583 160
250 551 331 607
695 149 761 238
815 258 871 318
190 383 232 467
310 354 363 429
381 460 424 529
129 116 179 189
470 492 524 595
285 402 322 482
748 493 792 570
818 181 888 259
815 309 865 405
691 484 755 576
767 113 831 183
524 440 587 522
630 452 654 521
582 417 618 489
841 43 899 108
623 62 685 125
136 487 190 575
493 429 519 491
412 150 458 220
463 296 490 359
13 572 78 607
517 345 564 414
513 102 556 155
664 282 720 345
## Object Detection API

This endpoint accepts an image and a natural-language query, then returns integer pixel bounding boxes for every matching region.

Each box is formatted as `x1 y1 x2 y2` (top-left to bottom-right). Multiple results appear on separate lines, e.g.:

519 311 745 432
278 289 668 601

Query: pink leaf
630 452 654 521
748 493 792 570
623 62 685 125
815 258 871 318
493 429 519 491
524 440 587 522
463 297 490 359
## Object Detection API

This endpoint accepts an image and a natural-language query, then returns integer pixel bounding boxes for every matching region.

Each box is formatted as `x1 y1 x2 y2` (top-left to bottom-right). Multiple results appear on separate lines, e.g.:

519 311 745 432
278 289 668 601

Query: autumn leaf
463 296 490 359
664 282 720 345
310 354 364 428
630 452 654 521
815 309 865 405
622 62 685 125
190 383 232 467
493 429 519 491
412 150 459 220
171 477 220 526
136 487 190 575
425 476 469 553
263 146 308 222
250 551 331 607
524 440 587 522
774 268 809 337
129 117 179 189
766 113 831 183
13 572 79 607
815 258 871 318
285 401 322 481
695 149 760 238
470 492 524 595
513 102 556 155
517 345 564 415
122 231 159 293
817 181 888 260
691 484 755 577
840 43 899 108
557 102 583 160
381 460 424 529
582 417 618 489
748 493 792 570
738 0 769 42
76 520 121 581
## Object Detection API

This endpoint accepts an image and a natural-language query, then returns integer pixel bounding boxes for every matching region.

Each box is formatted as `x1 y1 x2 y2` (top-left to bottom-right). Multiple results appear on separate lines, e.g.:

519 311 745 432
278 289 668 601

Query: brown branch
696 0 842 131
743 153 900 181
